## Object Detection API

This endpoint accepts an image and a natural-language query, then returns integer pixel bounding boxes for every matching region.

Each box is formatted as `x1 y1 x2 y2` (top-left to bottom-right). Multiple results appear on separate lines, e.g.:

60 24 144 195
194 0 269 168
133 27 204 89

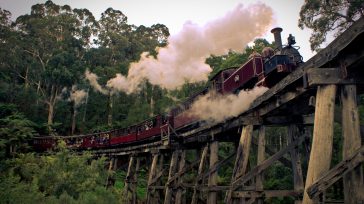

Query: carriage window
234 75 240 82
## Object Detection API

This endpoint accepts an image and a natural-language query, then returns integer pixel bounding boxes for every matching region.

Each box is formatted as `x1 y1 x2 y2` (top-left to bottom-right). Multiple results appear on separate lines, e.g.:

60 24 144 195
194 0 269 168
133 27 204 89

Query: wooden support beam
288 125 304 204
256 126 265 204
164 150 179 204
208 141 219 204
202 151 235 179
306 145 364 199
175 150 186 204
341 85 363 203
123 156 134 203
191 145 209 204
232 190 302 198
235 125 254 179
303 85 337 204
132 158 140 203
302 127 312 164
231 132 307 189
123 156 139 204
226 125 253 204
166 159 200 186
252 136 292 168
112 157 118 171
147 153 159 204
180 184 256 191
308 146 364 200
156 154 165 201
106 158 116 187
305 68 364 87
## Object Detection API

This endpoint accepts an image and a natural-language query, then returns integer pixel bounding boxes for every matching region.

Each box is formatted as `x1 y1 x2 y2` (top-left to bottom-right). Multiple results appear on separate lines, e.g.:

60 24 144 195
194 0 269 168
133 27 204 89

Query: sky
0 0 319 61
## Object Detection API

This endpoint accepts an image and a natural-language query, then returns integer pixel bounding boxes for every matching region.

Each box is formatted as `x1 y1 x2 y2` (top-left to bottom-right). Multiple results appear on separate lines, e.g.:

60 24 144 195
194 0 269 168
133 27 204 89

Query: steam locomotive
33 27 303 152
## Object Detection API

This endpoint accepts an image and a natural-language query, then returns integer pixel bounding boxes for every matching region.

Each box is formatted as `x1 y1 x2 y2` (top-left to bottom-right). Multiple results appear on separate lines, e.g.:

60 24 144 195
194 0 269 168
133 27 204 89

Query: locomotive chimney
271 27 283 51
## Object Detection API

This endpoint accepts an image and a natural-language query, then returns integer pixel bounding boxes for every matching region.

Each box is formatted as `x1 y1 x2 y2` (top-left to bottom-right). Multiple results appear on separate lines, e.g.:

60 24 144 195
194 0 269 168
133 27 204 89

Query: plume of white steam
85 69 109 94
106 3 273 94
106 74 128 94
187 87 268 123
70 86 88 107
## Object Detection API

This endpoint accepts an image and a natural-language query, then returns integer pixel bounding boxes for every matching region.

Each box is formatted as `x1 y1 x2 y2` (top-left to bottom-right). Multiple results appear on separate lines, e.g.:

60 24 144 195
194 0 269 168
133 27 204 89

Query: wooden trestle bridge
94 18 364 204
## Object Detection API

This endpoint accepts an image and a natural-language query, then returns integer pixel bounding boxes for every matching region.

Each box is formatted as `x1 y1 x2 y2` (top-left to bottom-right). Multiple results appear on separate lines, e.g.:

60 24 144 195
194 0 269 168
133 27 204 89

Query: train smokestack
271 27 283 51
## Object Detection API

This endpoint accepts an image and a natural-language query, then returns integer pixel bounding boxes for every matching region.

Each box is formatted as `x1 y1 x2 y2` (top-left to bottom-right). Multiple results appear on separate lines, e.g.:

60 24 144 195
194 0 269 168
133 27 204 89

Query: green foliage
299 0 364 51
0 104 37 159
0 0 175 134
263 163 294 204
0 173 46 204
264 163 293 190
0 143 121 203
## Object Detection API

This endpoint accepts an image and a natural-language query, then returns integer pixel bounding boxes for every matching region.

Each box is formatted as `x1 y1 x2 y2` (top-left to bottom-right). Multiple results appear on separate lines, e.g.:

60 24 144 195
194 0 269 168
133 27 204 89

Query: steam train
33 28 303 152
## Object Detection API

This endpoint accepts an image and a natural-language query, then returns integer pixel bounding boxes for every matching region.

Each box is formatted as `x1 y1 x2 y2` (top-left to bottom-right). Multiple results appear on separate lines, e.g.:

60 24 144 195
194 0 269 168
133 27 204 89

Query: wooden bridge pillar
341 85 363 203
175 150 186 204
164 150 180 204
106 157 117 187
256 126 266 204
288 125 304 204
123 155 140 204
147 153 161 204
207 141 219 204
303 85 336 204
227 125 254 203
191 145 209 204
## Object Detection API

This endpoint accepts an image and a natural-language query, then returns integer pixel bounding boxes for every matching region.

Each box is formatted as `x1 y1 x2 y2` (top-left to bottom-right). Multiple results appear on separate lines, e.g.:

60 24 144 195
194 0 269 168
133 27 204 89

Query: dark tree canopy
299 0 364 51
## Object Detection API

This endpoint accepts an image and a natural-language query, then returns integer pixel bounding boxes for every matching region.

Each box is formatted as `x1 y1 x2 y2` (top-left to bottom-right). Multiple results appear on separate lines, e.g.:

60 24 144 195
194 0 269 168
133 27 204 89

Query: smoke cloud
106 3 273 94
69 86 88 107
187 87 268 123
85 69 109 95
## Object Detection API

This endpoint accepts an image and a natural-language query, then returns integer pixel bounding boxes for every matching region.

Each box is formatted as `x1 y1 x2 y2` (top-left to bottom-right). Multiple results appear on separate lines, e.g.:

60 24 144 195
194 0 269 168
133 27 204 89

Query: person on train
262 47 274 62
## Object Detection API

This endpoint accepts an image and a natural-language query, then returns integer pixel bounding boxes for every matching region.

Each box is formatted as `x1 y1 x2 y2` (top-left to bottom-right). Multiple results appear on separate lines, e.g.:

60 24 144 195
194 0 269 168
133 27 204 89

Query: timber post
226 125 254 203
175 150 186 204
112 157 118 171
288 125 304 204
303 85 337 204
207 141 219 204
106 157 117 187
147 152 160 204
133 157 140 202
191 145 209 204
164 150 179 204
256 126 265 204
341 85 364 203
123 155 140 204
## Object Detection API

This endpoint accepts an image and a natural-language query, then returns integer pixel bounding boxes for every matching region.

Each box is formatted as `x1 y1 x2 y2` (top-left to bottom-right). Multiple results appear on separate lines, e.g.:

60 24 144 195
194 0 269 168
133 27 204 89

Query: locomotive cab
257 28 303 87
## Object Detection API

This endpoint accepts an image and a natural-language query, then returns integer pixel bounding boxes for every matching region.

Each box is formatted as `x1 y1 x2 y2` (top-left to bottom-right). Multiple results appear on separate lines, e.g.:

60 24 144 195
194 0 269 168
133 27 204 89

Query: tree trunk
36 80 41 105
47 85 59 133
82 88 89 124
47 102 55 132
24 66 29 89
150 86 154 117
107 93 113 126
71 104 77 135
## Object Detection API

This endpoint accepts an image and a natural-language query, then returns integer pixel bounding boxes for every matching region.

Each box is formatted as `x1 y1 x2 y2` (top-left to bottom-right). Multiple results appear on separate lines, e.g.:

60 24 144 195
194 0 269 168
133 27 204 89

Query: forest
1 0 363 203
